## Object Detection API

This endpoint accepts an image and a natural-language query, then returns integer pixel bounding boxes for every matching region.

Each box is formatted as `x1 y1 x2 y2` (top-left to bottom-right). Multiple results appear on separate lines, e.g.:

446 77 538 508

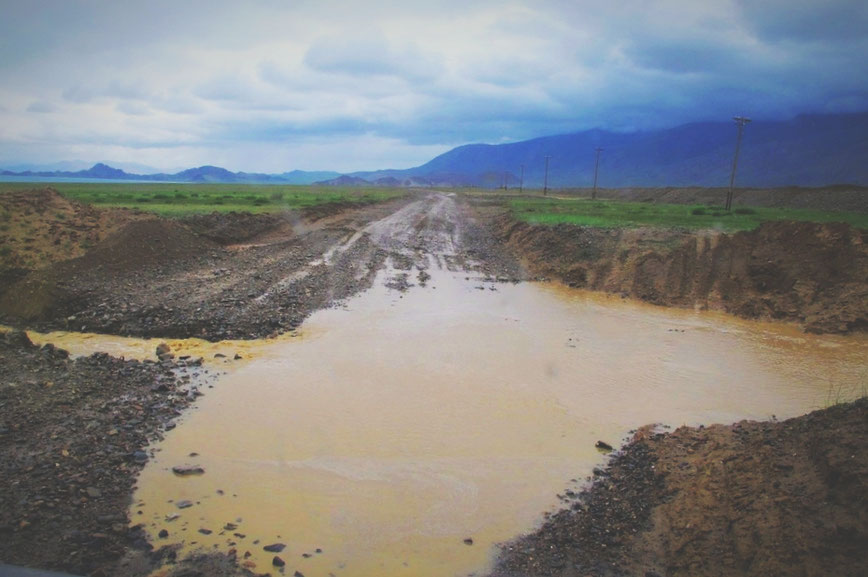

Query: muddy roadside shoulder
488 397 868 577
471 201 867 334
0 330 257 577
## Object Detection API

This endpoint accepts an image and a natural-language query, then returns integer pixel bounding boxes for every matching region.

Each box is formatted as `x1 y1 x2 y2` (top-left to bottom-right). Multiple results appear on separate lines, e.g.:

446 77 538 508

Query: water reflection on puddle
35 269 867 577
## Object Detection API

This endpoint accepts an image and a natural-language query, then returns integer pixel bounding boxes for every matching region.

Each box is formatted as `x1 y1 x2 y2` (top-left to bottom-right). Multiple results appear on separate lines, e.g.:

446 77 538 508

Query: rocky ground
489 398 868 577
0 330 257 576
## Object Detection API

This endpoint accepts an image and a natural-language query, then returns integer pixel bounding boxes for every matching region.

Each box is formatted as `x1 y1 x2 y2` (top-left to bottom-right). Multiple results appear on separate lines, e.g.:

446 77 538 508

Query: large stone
172 465 205 476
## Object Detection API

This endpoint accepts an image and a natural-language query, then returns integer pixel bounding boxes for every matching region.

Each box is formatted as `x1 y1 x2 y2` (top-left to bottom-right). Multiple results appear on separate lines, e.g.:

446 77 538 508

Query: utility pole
726 116 751 211
503 171 508 191
592 147 603 200
519 164 524 193
543 155 551 195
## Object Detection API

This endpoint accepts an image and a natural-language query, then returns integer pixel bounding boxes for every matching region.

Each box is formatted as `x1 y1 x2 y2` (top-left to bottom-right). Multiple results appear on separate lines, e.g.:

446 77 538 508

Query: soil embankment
489 398 868 577
484 212 867 333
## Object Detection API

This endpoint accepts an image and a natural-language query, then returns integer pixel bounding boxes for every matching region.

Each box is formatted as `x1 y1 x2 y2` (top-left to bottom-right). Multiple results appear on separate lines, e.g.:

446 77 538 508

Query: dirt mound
492 215 867 333
69 218 219 273
490 398 868 577
181 211 287 244
0 219 219 323
0 187 145 272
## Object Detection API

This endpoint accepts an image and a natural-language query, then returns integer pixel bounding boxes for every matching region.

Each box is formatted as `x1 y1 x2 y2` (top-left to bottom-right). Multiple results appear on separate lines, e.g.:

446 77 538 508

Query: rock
155 342 174 360
223 522 238 531
132 450 148 463
175 500 193 509
272 556 286 567
294 572 305 577
86 487 102 498
172 465 205 476
264 542 286 553
4 330 35 348
198 528 212 535
158 529 169 539
464 538 474 546
596 440 614 452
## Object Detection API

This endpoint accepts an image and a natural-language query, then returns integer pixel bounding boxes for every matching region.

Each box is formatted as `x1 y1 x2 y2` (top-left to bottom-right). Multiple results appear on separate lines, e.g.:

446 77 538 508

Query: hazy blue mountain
0 164 320 184
314 175 373 186
354 112 868 187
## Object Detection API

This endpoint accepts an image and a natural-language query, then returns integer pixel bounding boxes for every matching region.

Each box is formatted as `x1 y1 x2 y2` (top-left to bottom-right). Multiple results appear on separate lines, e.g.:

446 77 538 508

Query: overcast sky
1 0 866 173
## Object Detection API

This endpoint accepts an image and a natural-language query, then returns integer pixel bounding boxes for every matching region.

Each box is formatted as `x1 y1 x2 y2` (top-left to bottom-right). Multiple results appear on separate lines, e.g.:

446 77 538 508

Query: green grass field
0 182 406 215
509 197 868 231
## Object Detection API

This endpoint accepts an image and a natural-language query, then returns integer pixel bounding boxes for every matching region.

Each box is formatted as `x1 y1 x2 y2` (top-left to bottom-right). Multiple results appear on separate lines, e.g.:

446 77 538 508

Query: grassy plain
0 182 406 216
507 196 868 231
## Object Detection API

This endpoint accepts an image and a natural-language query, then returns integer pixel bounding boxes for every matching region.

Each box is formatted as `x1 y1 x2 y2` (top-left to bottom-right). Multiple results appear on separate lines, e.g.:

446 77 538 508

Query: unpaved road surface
1 187 867 577
0 191 521 340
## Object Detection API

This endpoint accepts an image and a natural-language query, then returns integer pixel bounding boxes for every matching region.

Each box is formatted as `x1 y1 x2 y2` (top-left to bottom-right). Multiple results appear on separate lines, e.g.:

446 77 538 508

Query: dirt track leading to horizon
0 190 523 341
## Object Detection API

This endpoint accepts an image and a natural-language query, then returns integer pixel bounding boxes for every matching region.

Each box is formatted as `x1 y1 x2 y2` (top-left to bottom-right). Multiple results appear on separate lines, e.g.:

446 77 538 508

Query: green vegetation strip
510 197 868 231
0 182 406 215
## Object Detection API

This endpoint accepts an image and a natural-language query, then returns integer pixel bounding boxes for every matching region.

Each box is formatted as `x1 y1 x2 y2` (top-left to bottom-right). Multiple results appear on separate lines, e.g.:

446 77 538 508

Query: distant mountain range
0 163 341 185
349 112 868 188
3 112 867 187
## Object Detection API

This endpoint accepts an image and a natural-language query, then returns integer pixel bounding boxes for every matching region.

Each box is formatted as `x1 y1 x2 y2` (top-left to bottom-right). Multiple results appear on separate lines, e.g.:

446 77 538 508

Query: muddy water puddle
23 265 866 577
117 269 867 577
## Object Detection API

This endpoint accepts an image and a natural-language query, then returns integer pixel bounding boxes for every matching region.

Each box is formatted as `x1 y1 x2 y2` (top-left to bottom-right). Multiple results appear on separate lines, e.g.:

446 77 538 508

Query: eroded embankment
488 213 867 333
489 397 868 577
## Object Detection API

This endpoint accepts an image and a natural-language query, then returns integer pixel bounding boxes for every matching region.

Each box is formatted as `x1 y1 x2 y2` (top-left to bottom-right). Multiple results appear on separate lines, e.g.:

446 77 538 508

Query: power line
726 116 751 211
592 147 603 200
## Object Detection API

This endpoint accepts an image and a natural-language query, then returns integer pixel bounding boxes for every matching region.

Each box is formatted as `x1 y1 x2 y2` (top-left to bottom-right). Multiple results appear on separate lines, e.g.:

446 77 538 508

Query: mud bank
487 212 867 334
489 397 868 577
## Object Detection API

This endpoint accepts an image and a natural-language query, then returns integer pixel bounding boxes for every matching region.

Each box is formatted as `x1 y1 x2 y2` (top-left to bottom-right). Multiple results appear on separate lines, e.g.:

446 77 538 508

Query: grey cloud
739 0 868 43
116 101 151 116
62 85 96 104
27 101 57 113
303 28 442 82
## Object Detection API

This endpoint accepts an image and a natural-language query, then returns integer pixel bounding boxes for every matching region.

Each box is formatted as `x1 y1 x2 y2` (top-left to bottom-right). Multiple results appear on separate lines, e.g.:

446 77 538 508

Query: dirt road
0 191 520 340
1 187 866 577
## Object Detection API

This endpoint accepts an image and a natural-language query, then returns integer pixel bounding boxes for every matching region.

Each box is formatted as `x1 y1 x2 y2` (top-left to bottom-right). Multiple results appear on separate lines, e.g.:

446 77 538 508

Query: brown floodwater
30 267 867 577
